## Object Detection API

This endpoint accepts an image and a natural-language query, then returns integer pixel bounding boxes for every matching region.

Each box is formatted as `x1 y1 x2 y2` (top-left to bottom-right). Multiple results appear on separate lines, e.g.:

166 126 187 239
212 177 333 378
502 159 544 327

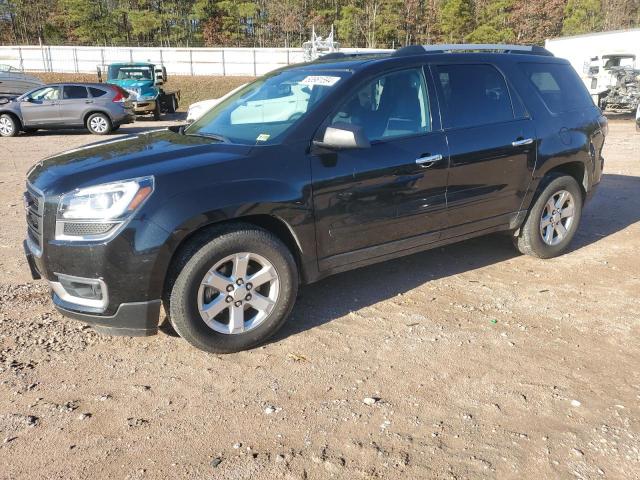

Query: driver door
20 86 61 126
310 67 449 271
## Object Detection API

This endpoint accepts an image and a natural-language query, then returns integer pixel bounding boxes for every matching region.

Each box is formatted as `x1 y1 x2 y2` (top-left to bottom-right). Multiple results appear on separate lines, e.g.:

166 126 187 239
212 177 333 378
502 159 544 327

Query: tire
168 224 298 353
514 174 583 259
152 102 161 120
0 113 19 137
167 95 177 114
86 112 112 135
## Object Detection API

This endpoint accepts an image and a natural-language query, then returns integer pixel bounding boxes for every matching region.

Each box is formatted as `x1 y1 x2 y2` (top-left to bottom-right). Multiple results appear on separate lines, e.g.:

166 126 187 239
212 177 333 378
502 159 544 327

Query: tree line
1 0 639 48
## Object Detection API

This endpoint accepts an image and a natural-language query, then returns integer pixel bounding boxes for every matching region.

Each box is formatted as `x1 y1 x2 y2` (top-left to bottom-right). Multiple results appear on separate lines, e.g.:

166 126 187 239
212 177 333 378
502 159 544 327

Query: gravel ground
0 118 639 479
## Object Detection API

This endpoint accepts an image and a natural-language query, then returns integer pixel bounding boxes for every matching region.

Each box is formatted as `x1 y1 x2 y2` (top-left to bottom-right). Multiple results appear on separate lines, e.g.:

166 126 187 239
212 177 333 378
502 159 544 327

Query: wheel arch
0 110 22 130
160 214 306 306
83 109 113 126
540 161 587 200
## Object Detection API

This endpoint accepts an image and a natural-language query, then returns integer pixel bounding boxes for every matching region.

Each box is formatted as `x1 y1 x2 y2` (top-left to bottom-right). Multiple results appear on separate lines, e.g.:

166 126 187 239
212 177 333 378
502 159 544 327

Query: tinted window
330 68 431 142
434 64 514 129
520 63 594 113
63 86 89 100
89 87 108 98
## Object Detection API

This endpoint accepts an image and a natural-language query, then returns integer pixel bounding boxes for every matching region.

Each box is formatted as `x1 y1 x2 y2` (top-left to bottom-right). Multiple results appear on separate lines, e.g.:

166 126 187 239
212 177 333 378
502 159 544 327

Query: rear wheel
514 174 583 258
0 113 19 137
86 113 112 135
167 95 177 114
168 225 298 353
152 102 161 120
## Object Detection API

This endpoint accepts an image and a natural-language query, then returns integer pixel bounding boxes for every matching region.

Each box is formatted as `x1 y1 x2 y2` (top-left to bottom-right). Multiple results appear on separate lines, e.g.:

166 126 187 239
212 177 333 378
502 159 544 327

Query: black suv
24 44 607 353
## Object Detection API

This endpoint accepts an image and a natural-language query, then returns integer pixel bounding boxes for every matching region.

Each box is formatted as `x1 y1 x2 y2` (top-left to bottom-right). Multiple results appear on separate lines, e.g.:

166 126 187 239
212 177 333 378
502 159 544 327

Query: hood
27 129 252 195
107 79 157 99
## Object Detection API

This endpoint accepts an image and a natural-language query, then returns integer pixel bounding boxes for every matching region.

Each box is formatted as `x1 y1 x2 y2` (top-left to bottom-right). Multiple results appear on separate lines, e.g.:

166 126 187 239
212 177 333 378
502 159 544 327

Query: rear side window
520 63 594 113
434 64 514 129
89 87 108 98
63 86 89 100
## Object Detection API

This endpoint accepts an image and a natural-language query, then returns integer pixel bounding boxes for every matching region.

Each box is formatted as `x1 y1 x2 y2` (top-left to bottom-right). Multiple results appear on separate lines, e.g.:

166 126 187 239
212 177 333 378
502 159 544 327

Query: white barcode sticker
300 75 341 87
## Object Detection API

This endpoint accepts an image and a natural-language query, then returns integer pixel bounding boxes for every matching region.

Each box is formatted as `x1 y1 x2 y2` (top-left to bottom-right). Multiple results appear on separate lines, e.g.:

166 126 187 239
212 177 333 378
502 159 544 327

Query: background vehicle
0 83 134 137
585 54 640 111
99 62 179 120
186 83 247 123
24 44 606 353
0 64 43 100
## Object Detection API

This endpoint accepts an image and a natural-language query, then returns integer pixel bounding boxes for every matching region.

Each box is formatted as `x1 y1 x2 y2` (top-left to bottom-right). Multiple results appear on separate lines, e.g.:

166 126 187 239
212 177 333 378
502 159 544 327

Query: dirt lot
0 118 639 480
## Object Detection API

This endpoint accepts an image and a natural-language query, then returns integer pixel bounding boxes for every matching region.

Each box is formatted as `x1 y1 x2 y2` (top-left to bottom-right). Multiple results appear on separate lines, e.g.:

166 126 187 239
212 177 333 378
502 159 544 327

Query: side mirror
314 123 370 150
154 67 166 86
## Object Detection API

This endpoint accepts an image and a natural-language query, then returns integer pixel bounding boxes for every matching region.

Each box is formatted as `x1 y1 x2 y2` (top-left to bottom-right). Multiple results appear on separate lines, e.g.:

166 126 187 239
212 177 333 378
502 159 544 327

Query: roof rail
393 44 554 57
316 52 387 61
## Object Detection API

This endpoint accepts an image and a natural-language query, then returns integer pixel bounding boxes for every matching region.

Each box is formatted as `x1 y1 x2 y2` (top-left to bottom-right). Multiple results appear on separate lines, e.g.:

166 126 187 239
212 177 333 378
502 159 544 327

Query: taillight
110 86 127 103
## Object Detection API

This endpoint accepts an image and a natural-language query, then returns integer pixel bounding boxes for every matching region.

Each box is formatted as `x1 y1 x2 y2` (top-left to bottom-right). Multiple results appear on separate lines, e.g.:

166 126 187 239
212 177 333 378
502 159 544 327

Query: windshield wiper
184 131 229 143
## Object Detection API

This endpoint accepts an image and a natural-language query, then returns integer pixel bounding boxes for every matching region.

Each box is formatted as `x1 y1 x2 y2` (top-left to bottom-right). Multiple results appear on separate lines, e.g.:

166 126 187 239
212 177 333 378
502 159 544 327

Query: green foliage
0 0 638 48
440 0 475 43
562 0 603 35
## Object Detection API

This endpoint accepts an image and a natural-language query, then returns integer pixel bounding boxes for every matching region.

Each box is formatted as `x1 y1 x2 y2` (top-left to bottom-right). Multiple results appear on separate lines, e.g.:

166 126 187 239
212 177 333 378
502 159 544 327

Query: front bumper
132 100 157 114
53 295 161 336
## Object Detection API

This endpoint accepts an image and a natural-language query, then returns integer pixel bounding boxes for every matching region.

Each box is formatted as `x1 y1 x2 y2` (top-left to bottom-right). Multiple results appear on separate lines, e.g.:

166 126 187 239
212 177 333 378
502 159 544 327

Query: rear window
89 87 108 98
520 63 594 113
63 86 89 100
434 64 515 129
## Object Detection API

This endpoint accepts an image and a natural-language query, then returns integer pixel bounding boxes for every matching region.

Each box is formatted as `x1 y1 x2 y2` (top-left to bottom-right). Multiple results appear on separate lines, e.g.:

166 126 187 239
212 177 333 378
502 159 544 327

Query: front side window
29 86 60 101
329 68 431 142
63 86 89 100
187 70 348 145
434 64 514 129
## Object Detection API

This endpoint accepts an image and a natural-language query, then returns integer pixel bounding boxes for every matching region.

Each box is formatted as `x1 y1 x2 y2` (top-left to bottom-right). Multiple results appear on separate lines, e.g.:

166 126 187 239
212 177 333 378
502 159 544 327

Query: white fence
0 45 390 76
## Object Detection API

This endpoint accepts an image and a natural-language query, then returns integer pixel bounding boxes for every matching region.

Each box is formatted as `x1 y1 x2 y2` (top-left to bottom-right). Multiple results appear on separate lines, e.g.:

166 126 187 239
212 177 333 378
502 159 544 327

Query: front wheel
168 225 298 353
514 174 583 258
0 113 19 137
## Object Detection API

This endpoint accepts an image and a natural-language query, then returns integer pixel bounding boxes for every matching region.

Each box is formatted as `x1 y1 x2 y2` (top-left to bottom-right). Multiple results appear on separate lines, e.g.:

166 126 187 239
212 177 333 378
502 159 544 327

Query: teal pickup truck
99 62 179 120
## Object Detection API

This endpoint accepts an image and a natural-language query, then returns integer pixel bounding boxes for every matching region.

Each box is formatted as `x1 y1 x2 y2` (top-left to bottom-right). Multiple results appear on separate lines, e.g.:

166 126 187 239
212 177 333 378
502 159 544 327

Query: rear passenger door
431 63 536 234
59 85 91 125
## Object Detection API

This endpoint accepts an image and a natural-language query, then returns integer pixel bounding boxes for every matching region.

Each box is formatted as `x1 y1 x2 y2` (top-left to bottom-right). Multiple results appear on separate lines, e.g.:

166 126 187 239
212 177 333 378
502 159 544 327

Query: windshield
186 70 349 145
108 65 153 81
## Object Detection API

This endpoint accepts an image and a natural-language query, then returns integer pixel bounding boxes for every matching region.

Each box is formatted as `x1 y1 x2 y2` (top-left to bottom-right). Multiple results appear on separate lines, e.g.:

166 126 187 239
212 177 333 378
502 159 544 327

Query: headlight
56 177 154 241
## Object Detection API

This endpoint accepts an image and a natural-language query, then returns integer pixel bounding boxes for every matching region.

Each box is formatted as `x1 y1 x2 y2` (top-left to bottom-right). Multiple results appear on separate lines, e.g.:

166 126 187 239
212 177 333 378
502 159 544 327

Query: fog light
50 273 108 311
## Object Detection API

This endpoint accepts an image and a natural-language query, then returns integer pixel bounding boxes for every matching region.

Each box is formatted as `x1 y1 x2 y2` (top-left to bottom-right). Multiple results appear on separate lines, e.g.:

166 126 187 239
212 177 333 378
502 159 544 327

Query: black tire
86 112 112 135
167 95 177 114
168 224 298 353
152 102 161 120
0 113 20 137
514 174 583 258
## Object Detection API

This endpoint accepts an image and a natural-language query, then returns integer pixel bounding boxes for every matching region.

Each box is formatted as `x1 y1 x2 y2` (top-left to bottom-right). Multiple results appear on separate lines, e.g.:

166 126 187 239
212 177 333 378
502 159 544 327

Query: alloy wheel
89 116 109 133
0 116 15 136
539 189 576 246
197 252 280 335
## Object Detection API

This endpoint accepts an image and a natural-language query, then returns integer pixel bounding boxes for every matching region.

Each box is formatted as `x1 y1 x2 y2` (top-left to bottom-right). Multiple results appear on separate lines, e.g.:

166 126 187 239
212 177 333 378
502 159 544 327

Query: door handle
512 138 534 147
85 100 94 104
416 154 444 167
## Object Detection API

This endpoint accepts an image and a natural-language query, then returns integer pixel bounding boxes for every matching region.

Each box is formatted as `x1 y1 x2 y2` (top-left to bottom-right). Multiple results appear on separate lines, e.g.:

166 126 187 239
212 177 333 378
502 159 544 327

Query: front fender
144 178 314 297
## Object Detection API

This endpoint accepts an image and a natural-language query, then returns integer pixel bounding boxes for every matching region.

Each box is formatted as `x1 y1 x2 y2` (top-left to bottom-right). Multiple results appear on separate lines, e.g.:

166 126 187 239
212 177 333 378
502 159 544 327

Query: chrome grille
63 222 116 236
24 184 44 254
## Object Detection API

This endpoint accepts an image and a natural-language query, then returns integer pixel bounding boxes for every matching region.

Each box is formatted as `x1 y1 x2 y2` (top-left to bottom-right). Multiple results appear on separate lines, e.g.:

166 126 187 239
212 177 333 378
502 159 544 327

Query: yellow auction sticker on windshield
300 76 341 87
256 133 271 142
